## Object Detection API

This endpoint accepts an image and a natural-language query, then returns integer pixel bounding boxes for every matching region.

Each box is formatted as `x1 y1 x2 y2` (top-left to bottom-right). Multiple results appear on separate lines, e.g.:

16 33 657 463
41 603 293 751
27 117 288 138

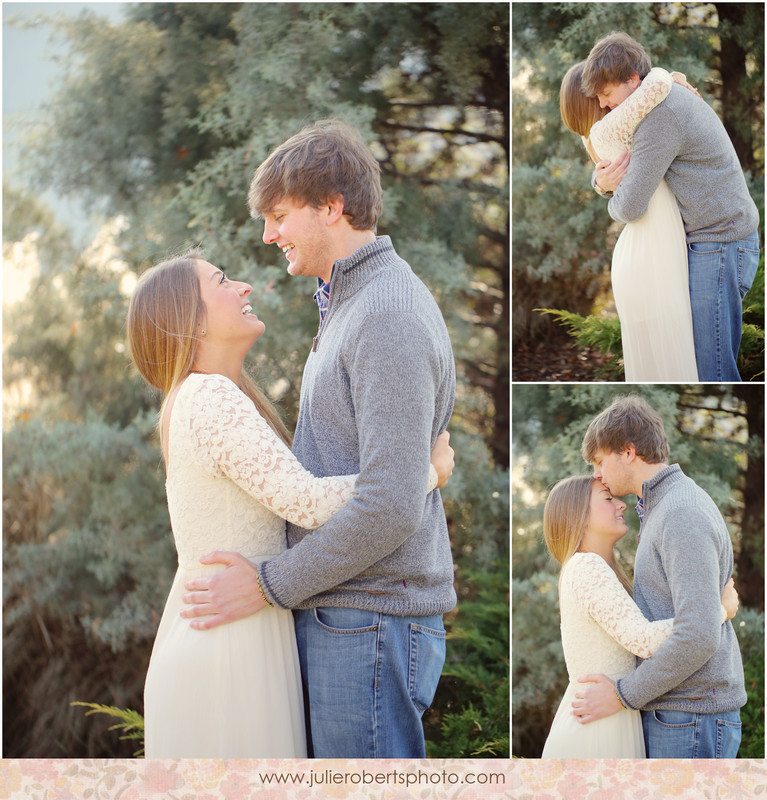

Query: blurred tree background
512 2 765 381
3 2 509 758
512 384 765 758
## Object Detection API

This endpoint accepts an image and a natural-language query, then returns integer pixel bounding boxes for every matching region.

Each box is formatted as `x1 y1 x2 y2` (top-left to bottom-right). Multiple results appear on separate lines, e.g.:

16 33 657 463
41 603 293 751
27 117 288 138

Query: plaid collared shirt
635 495 645 541
313 279 331 321
635 495 644 523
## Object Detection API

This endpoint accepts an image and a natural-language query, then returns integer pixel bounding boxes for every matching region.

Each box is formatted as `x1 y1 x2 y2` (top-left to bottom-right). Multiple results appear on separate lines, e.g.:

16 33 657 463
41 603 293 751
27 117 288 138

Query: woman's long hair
126 247 292 451
560 61 606 139
543 475 632 594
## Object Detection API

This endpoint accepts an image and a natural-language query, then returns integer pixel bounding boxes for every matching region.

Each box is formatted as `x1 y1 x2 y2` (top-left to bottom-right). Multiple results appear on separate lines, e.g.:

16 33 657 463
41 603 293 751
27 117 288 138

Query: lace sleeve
188 374 358 529
588 67 673 160
568 552 673 658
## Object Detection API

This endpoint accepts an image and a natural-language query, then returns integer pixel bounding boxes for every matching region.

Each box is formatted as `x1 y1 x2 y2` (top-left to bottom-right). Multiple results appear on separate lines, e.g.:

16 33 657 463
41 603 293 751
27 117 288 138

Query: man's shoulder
355 262 443 318
639 83 720 133
655 476 727 532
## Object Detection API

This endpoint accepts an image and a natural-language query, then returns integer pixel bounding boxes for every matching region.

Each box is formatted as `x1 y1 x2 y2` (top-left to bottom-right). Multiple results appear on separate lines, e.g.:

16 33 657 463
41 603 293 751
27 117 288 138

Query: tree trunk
715 2 755 173
733 385 764 611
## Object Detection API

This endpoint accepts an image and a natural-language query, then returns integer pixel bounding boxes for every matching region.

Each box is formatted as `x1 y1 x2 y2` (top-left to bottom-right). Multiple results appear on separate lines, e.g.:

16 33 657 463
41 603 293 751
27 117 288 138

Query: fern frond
535 308 624 379
71 701 145 756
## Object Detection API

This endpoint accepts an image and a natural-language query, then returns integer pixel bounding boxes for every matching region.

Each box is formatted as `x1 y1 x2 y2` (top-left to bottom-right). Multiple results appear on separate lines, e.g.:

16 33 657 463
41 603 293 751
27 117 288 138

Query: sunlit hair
581 31 652 98
126 247 291 451
560 61 606 138
248 119 384 231
581 395 669 465
543 476 633 595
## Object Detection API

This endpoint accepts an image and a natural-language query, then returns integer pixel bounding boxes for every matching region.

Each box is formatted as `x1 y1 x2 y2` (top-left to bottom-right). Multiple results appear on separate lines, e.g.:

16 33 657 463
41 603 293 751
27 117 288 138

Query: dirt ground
512 330 617 382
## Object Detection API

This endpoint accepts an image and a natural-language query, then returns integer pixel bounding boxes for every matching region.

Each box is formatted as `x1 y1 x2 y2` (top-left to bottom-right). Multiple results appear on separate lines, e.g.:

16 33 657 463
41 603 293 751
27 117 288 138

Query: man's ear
623 444 638 464
629 73 641 89
324 195 345 226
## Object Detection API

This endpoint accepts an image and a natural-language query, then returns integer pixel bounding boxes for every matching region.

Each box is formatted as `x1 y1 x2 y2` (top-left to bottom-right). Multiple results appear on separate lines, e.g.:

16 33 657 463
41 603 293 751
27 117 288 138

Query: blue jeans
293 607 446 758
642 709 742 758
688 232 760 381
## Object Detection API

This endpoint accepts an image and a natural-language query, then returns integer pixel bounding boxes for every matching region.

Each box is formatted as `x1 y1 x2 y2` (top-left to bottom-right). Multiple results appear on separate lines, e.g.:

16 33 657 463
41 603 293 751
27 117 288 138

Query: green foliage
733 608 766 758
535 309 624 380
3 415 174 756
426 563 509 757
739 253 765 381
70 702 145 757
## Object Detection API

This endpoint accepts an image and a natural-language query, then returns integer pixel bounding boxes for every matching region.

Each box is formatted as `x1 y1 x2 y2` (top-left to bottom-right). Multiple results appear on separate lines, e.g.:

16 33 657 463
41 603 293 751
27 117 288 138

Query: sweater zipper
313 311 329 352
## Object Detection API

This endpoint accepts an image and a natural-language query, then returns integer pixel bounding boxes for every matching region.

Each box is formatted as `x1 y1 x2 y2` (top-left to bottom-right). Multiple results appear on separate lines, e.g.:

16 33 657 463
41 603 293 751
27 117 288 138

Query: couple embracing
127 120 457 758
542 395 746 759
560 32 760 382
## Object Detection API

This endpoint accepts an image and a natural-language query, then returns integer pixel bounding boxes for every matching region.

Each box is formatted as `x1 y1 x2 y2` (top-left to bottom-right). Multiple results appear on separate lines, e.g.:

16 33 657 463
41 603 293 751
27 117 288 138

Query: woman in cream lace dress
126 249 452 758
540 476 737 758
560 65 698 381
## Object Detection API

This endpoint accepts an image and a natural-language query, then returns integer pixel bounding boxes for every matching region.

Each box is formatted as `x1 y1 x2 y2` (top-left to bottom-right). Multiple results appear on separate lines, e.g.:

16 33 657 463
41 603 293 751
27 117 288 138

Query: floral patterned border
2 759 767 799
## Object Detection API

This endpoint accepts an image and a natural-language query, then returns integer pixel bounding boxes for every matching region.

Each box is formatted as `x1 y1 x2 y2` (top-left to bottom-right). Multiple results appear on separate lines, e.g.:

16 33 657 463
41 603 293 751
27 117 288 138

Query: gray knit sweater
608 83 759 241
259 236 457 616
616 465 746 713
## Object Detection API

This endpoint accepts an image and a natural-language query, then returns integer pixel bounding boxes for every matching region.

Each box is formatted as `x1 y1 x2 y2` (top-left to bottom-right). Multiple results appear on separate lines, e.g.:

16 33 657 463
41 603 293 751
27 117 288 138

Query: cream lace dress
587 68 698 381
541 552 673 758
143 372 364 758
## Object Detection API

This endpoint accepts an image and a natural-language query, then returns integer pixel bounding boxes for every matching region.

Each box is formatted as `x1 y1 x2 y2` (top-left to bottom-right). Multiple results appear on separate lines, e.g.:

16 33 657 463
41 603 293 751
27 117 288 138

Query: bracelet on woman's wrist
256 568 273 607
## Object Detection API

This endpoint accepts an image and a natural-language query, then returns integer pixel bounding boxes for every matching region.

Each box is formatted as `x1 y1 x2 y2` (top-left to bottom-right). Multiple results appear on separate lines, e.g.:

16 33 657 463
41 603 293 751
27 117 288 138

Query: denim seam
409 624 418 706
372 613 383 758
715 250 724 377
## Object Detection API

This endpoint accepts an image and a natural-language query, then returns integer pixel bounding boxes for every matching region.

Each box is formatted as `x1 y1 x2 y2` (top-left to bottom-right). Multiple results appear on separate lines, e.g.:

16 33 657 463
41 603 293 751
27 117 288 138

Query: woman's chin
249 320 267 341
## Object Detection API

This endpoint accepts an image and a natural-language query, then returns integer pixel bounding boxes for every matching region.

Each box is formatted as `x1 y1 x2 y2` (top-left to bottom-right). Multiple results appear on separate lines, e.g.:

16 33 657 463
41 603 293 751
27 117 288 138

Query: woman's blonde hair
560 61 606 138
126 247 291 450
543 475 632 594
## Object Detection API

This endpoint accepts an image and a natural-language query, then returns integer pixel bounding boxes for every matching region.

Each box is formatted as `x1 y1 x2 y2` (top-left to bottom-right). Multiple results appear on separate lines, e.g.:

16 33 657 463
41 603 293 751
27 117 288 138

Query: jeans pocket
689 241 724 255
716 717 742 758
408 622 446 714
737 246 760 298
313 607 380 635
652 709 696 729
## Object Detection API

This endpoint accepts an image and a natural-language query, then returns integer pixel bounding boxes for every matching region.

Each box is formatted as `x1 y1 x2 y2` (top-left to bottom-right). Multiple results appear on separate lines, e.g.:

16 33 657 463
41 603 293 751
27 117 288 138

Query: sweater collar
641 463 684 515
328 235 399 300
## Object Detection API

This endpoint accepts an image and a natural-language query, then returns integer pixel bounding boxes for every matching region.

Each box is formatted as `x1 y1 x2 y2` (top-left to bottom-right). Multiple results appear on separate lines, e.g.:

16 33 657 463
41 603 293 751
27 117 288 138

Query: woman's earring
200 329 207 336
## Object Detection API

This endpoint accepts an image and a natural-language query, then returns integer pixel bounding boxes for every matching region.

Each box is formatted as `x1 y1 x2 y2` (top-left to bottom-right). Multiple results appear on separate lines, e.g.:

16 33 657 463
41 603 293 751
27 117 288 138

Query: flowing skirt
612 179 698 382
542 680 646 758
144 561 307 758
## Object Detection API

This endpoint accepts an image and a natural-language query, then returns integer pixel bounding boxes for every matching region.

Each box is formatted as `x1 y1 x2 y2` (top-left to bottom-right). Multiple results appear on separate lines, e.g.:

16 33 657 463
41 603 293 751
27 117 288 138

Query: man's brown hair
581 395 669 465
581 32 652 97
248 120 384 231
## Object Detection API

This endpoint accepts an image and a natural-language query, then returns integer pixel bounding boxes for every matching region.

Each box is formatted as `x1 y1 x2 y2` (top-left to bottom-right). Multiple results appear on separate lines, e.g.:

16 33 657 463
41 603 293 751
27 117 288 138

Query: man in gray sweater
180 121 457 758
572 395 746 758
583 32 760 382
